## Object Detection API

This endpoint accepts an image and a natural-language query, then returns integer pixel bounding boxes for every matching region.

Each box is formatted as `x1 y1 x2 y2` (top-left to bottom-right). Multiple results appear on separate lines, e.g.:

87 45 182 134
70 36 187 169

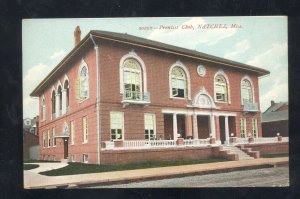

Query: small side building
23 117 39 160
262 100 288 137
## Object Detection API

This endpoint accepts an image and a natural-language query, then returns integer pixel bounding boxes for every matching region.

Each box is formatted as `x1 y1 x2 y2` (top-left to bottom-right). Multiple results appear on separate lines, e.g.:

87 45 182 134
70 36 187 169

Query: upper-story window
63 79 70 113
120 51 148 103
51 89 56 119
169 61 191 99
241 78 254 104
171 67 187 98
42 96 46 120
214 74 229 102
123 58 142 100
57 85 62 116
80 66 89 100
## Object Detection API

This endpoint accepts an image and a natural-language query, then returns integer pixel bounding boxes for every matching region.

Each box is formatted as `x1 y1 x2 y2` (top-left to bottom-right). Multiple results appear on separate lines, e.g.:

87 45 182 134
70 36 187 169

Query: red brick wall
37 36 264 164
101 146 224 165
243 142 288 155
38 45 99 163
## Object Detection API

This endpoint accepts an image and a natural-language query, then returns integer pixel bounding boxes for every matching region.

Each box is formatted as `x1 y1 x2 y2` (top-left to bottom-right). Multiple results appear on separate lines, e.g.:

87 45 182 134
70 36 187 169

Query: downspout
90 34 101 164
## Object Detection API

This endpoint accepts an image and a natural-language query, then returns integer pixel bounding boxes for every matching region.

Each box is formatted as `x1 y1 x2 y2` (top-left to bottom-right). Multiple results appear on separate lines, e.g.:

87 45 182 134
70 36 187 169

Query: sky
22 17 288 119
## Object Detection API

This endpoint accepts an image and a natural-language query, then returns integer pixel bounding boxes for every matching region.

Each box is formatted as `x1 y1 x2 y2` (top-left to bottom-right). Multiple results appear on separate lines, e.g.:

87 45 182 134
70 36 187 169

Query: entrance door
219 116 226 144
63 138 68 159
177 115 186 138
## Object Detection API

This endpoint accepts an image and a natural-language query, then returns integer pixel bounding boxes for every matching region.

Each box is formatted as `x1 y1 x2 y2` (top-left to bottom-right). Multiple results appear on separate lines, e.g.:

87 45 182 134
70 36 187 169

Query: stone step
222 145 254 161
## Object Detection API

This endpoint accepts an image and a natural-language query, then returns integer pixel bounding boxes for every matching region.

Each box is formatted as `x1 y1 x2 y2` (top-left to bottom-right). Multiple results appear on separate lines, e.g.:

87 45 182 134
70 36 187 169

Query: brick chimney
74 26 81 46
271 100 275 106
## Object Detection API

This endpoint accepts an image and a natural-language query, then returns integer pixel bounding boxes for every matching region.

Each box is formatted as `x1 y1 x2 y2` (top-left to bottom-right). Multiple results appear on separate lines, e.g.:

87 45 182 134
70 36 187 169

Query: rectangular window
110 112 124 140
71 155 75 162
82 116 88 143
70 121 75 145
144 113 156 140
43 132 46 148
240 118 247 138
251 118 258 138
83 154 88 163
43 155 46 160
48 155 51 161
53 155 56 161
48 130 51 147
52 128 56 147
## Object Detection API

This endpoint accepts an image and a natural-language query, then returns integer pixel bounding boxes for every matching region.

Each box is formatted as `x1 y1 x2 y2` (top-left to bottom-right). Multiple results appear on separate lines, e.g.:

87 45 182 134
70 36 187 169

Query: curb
30 160 288 189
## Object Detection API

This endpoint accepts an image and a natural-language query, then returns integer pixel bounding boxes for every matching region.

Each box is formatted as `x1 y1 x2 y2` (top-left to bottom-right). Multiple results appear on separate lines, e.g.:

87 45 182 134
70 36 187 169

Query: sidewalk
24 157 288 189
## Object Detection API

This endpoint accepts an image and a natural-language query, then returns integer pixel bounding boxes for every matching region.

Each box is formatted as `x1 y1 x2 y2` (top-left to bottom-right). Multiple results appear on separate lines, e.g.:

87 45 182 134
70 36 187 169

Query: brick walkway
24 157 288 189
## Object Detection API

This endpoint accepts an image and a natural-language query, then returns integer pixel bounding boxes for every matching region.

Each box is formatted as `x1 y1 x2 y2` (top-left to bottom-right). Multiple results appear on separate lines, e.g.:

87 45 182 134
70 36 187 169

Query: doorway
219 116 226 144
197 115 210 139
63 138 68 159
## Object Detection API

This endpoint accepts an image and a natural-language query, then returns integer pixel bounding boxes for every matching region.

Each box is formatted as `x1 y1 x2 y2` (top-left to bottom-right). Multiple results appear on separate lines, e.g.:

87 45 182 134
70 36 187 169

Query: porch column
185 115 192 138
55 93 60 118
225 116 230 144
192 114 198 139
62 89 66 115
173 114 178 140
210 115 216 139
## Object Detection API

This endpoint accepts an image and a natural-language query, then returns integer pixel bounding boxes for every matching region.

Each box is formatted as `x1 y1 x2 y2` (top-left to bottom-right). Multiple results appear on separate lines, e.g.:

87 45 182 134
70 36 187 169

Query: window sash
252 118 258 138
83 117 88 143
47 130 50 147
144 113 156 140
52 128 56 146
70 121 74 145
110 112 123 140
240 118 247 138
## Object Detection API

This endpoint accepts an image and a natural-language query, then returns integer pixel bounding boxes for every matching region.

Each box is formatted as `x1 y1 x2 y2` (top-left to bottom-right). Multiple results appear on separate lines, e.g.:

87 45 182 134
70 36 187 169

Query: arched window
51 90 56 119
215 74 228 102
123 58 142 100
42 96 46 120
57 86 62 116
171 67 187 98
80 66 89 100
241 78 253 104
64 80 70 113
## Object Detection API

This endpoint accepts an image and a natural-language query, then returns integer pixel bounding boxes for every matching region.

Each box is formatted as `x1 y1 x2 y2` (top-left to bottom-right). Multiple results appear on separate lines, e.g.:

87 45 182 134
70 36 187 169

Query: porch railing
235 138 249 144
234 137 289 145
122 90 150 103
123 140 176 149
253 137 278 143
183 138 211 146
243 101 259 112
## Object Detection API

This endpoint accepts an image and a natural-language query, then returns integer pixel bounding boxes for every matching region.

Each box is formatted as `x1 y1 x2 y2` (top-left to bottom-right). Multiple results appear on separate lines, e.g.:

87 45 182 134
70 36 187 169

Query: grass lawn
40 157 228 176
261 153 289 158
24 159 60 163
24 164 39 170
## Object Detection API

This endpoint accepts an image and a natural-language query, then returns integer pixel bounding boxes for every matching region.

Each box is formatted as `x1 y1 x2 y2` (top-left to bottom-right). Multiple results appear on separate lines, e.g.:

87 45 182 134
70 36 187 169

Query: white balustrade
253 137 278 143
183 139 210 146
235 138 249 144
281 137 289 142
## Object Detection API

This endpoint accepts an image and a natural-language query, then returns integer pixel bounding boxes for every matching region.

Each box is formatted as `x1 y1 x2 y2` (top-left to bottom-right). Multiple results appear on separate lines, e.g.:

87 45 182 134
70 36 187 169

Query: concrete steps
222 145 254 160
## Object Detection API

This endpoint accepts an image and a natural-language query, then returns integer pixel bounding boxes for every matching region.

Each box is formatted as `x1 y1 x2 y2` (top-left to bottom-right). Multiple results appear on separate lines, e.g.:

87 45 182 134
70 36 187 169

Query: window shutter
75 79 81 100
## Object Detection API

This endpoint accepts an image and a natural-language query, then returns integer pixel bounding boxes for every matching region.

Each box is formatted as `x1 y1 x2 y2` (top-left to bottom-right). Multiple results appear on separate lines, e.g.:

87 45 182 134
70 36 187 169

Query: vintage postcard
23 17 288 188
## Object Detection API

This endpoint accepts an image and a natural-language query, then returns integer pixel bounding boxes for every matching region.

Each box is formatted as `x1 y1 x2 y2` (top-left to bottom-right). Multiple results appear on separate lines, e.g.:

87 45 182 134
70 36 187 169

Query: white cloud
249 42 288 112
247 42 287 69
49 49 65 60
260 81 288 112
224 39 250 59
147 18 237 49
23 63 53 118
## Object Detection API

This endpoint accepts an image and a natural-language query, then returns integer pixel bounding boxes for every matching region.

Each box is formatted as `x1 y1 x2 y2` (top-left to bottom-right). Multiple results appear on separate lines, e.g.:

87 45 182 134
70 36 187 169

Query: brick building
30 26 271 164
23 117 39 160
262 101 289 137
